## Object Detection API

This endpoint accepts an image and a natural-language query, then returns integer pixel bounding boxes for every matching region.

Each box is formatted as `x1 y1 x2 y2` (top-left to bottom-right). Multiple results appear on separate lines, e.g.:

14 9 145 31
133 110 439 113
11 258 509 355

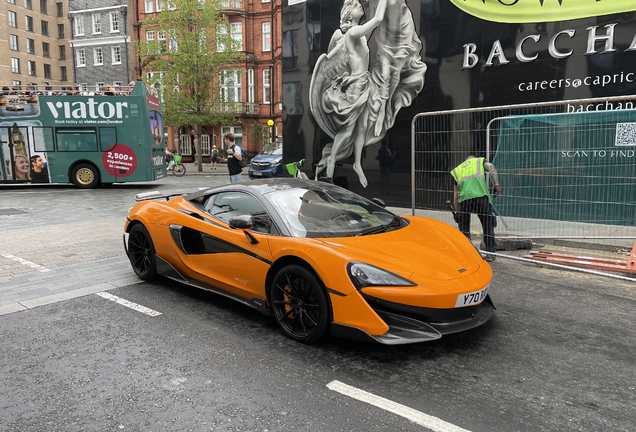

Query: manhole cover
0 208 28 216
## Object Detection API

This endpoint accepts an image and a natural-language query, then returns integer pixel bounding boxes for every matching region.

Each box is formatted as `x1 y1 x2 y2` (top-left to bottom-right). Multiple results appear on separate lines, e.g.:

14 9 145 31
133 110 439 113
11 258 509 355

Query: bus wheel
71 163 99 189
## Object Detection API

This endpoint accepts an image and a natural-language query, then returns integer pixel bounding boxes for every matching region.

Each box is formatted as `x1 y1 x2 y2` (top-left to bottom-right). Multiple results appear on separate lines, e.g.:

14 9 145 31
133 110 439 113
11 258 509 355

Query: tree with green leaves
137 0 245 171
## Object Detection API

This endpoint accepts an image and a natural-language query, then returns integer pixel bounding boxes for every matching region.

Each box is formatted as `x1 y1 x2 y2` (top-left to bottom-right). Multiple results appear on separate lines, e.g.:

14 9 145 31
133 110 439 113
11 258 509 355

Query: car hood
315 217 482 281
252 154 282 163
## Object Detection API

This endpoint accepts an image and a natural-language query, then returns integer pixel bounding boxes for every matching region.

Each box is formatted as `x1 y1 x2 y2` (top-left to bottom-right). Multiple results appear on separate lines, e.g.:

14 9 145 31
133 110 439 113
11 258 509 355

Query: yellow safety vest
450 157 491 203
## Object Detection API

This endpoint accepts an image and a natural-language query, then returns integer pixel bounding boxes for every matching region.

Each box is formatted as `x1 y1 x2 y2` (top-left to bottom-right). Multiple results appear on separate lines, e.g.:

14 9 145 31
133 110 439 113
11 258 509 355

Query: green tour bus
0 81 166 188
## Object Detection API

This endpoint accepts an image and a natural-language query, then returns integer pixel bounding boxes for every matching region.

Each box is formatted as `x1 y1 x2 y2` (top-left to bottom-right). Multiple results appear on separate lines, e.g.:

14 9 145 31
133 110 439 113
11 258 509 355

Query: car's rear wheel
128 224 157 281
270 265 330 344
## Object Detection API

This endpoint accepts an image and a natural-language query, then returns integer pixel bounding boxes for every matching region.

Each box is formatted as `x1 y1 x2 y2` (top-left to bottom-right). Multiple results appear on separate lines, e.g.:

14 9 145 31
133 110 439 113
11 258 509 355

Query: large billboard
281 0 636 204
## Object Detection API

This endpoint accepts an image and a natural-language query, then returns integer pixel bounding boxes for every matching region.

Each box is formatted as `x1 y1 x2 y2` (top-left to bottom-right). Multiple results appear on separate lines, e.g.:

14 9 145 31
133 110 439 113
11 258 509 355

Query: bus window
56 128 97 152
33 127 54 152
99 127 117 151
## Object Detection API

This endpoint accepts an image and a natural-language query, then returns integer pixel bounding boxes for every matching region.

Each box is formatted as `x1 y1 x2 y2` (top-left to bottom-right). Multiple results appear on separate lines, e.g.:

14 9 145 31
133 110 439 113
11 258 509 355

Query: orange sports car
124 178 495 345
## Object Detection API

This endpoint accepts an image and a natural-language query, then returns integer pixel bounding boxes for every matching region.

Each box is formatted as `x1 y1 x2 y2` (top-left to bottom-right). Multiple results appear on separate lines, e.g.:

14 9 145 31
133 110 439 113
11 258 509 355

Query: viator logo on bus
46 99 129 120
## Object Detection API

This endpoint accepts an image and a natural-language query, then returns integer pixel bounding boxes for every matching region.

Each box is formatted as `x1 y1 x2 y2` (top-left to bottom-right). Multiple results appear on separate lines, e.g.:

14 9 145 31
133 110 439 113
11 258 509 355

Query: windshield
265 184 401 238
261 142 283 156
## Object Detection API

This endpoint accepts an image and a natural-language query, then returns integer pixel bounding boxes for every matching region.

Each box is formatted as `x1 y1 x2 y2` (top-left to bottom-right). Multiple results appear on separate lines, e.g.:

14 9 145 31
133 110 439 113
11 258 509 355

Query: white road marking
0 252 50 272
95 292 162 317
327 380 471 432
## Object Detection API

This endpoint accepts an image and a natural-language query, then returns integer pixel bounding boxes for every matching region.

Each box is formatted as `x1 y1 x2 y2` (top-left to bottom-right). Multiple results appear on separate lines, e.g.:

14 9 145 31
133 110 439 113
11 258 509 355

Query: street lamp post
267 119 274 144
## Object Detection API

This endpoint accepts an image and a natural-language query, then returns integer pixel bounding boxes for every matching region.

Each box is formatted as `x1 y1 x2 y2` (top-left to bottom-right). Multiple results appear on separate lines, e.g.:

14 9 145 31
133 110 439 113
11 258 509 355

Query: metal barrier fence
411 96 636 280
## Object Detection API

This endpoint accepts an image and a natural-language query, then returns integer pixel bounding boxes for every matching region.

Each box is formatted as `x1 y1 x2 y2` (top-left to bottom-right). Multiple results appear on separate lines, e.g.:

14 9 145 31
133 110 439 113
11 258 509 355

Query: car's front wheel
269 265 330 344
127 224 157 281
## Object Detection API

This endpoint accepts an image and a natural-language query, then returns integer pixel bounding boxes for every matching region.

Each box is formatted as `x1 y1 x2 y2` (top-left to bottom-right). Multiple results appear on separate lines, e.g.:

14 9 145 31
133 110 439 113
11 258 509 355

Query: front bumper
331 295 496 345
248 165 282 178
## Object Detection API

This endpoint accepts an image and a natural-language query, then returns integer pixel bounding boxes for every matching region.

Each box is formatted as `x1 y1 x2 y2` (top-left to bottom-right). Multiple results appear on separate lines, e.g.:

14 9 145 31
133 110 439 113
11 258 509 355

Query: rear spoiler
134 188 208 202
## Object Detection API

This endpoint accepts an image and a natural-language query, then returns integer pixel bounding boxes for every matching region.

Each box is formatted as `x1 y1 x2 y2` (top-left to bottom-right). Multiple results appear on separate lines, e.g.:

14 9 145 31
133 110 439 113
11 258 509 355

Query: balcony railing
220 0 245 12
218 101 259 115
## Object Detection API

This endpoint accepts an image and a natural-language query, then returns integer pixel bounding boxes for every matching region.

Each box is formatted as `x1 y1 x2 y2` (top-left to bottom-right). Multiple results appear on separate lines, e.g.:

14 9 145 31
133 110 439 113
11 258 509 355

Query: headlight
270 159 282 167
347 262 415 289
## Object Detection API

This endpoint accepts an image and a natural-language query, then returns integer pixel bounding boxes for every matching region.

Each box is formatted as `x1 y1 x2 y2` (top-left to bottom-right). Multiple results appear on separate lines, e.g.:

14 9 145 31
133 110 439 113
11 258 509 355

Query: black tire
127 224 158 281
269 265 330 344
71 163 100 189
173 163 186 177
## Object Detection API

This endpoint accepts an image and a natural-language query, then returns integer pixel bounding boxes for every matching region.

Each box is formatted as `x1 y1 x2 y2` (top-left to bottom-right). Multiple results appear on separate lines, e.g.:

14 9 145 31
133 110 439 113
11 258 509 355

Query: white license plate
455 286 489 307
252 171 262 176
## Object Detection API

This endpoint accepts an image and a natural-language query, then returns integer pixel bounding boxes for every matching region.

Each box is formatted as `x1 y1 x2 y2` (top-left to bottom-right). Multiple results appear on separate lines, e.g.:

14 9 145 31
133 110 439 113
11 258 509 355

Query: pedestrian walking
450 155 500 261
224 133 243 182
211 144 219 170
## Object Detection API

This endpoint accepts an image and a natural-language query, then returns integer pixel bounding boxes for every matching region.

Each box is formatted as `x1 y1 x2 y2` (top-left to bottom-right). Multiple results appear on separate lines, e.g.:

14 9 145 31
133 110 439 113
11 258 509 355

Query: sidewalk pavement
180 162 233 176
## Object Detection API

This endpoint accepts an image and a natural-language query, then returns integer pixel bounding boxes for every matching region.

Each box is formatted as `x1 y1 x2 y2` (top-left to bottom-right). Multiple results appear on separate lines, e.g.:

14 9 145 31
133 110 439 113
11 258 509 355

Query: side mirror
229 214 254 230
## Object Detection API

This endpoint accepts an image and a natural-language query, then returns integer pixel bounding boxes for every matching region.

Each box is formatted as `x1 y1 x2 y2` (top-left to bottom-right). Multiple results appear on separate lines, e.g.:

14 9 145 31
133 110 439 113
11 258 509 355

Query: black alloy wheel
270 265 330 344
128 224 158 281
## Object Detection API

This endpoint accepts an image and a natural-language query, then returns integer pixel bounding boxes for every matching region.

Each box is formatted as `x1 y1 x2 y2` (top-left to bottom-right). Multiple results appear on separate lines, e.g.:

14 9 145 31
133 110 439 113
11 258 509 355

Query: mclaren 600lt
124 178 495 345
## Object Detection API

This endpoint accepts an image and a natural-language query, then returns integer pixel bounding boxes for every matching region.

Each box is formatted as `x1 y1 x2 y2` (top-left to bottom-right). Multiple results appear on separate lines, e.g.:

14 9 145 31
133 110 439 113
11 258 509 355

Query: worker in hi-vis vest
450 155 500 262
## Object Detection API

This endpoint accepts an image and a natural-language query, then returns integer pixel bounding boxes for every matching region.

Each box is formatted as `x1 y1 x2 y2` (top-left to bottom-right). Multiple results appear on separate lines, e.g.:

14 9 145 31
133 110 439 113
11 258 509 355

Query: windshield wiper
356 217 402 236
357 225 389 236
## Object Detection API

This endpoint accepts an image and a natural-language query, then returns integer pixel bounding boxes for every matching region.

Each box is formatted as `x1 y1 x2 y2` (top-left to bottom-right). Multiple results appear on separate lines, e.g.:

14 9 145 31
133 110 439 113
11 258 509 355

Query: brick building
133 0 283 162
1 0 74 91
68 0 135 94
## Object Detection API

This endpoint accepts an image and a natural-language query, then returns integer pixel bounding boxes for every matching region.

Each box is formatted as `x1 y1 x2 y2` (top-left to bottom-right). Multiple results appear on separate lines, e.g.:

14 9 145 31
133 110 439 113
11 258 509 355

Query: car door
179 191 276 301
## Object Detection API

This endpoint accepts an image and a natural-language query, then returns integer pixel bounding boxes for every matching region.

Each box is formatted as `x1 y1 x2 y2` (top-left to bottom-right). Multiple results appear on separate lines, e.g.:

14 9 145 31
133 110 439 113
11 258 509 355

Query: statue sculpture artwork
309 0 427 187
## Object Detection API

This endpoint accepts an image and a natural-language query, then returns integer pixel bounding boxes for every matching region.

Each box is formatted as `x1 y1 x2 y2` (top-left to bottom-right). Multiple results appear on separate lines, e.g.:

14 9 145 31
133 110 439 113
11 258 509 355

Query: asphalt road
1 173 635 432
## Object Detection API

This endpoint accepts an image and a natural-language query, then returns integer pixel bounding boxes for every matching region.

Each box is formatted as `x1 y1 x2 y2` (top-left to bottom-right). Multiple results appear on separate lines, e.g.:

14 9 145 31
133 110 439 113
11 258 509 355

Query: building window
95 82 104 92
10 34 18 51
24 0 32 9
8 0 16 4
112 46 121 64
58 45 66 60
145 0 154 13
27 38 35 54
94 47 103 65
13 81 22 88
28 61 36 76
60 66 67 81
262 22 271 52
248 69 254 103
26 16 34 32
221 126 242 149
44 63 51 78
40 0 46 14
220 70 241 102
216 24 227 52
231 22 242 50
263 69 270 104
158 30 166 53
57 23 64 38
109 12 119 32
74 15 84 36
9 11 17 27
282 30 299 70
56 2 63 17
41 20 48 36
42 42 49 57
92 14 101 34
157 0 164 12
146 30 154 42
77 49 86 66
169 29 178 51
11 58 20 74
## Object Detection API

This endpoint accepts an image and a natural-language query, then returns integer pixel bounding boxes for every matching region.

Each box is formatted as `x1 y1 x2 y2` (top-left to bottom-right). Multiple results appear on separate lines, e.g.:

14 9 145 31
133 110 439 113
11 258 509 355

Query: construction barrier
411 95 636 279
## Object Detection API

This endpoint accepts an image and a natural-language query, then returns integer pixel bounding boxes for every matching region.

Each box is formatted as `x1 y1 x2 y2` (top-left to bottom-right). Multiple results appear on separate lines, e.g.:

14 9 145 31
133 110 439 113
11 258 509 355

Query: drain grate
0 208 28 216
